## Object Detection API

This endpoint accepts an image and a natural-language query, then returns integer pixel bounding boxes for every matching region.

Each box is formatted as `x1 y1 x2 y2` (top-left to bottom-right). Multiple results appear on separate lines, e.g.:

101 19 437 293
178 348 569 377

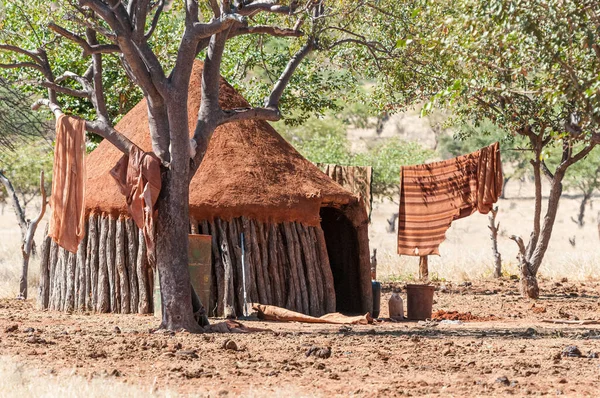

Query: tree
0 0 406 331
416 0 600 298
548 147 600 227
0 78 52 299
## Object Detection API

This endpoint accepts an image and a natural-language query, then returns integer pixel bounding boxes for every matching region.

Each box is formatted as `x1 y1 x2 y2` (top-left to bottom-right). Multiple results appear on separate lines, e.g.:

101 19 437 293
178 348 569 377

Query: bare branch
0 62 44 73
238 1 292 16
144 0 166 40
0 171 28 237
48 23 120 56
39 81 90 98
0 45 42 64
265 39 313 108
219 106 281 125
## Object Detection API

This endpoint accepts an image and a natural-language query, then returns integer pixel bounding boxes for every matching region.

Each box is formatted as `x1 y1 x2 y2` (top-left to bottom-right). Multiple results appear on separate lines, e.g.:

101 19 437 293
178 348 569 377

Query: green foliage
276 111 433 198
547 145 600 195
355 139 434 199
0 138 53 204
438 119 529 180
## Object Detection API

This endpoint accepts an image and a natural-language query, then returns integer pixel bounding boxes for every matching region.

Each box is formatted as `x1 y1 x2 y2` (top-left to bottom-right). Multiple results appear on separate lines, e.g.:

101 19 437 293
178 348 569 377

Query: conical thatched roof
85 61 358 226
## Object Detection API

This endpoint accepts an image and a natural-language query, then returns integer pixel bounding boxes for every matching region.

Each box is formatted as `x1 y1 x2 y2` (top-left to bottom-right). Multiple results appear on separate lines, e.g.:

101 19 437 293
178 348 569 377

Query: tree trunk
154 123 199 332
419 256 429 281
125 218 139 313
488 206 502 278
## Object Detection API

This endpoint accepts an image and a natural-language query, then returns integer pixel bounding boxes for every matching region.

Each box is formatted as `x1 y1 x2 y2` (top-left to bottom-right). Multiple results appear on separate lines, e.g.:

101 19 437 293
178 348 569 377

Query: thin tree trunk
419 256 429 281
488 206 503 278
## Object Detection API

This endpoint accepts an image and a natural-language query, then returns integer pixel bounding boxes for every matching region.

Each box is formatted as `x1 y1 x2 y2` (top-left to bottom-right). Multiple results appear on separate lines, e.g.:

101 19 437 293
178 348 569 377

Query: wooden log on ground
314 225 336 313
106 216 117 312
97 214 110 313
217 219 235 318
210 220 225 317
75 228 87 311
37 224 51 309
136 227 150 314
125 218 139 313
116 217 130 314
296 223 322 316
88 214 100 311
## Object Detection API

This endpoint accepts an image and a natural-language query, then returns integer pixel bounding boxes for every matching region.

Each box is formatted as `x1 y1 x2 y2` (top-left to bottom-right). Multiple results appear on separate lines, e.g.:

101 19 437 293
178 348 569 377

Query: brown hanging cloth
397 142 503 256
110 145 161 256
48 115 87 253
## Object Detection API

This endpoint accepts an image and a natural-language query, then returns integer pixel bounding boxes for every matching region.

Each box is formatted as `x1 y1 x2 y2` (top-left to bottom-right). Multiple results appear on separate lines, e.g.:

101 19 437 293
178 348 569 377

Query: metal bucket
154 234 212 318
406 284 435 320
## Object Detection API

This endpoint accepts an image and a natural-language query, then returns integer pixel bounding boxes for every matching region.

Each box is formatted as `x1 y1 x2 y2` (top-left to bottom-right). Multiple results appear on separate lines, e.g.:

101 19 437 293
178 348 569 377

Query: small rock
558 378 568 384
113 326 121 334
561 346 582 358
223 339 238 351
524 327 537 336
561 277 568 283
109 369 121 377
587 351 598 359
495 376 510 386
306 346 332 359
5 324 18 333
23 327 35 333
509 275 519 280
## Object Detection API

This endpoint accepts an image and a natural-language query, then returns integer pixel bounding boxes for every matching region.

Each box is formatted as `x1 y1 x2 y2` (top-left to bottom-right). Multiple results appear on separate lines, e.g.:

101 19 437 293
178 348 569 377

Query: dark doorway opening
320 207 361 313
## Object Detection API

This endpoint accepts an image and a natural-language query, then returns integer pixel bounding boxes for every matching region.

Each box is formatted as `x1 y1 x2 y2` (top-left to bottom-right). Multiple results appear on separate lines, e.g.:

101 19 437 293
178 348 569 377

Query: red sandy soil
1 278 600 397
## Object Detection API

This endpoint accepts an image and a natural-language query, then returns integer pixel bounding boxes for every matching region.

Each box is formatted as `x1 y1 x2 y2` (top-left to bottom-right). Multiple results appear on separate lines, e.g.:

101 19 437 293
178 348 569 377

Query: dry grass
0 356 321 398
371 180 600 282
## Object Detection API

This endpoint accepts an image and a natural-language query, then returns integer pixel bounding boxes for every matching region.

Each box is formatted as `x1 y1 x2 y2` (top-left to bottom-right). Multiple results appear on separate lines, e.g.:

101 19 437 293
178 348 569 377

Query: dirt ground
1 278 599 397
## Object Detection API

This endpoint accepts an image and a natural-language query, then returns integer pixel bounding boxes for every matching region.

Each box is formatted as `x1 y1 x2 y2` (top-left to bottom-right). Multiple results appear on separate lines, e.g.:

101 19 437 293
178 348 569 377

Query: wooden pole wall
40 214 369 318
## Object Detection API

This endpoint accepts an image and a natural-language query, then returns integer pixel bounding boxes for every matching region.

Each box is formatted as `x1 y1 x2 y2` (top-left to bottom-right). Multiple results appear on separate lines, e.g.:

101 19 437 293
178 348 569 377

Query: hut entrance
319 207 361 313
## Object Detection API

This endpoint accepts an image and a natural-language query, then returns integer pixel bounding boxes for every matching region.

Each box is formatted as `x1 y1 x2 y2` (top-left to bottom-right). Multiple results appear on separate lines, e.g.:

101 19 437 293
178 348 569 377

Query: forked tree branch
48 23 120 56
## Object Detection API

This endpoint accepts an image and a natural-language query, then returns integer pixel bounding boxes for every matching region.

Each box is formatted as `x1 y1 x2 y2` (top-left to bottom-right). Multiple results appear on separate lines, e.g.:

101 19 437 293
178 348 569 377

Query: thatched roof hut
38 61 372 317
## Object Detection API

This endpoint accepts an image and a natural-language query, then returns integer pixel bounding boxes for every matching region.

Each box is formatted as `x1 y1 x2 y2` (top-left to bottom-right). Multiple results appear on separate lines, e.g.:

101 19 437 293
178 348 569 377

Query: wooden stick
307 226 325 314
84 216 93 311
190 218 199 234
258 221 276 305
65 251 76 312
227 218 244 315
209 220 224 317
265 223 283 307
97 214 110 313
89 214 100 311
294 222 319 316
37 224 51 309
314 225 336 314
274 224 292 310
125 218 139 313
242 217 261 305
541 319 600 325
56 248 66 311
116 216 130 314
136 227 150 314
47 240 58 310
106 216 117 312
217 219 235 318
288 222 309 314
75 226 87 311
298 223 322 316
282 223 303 312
